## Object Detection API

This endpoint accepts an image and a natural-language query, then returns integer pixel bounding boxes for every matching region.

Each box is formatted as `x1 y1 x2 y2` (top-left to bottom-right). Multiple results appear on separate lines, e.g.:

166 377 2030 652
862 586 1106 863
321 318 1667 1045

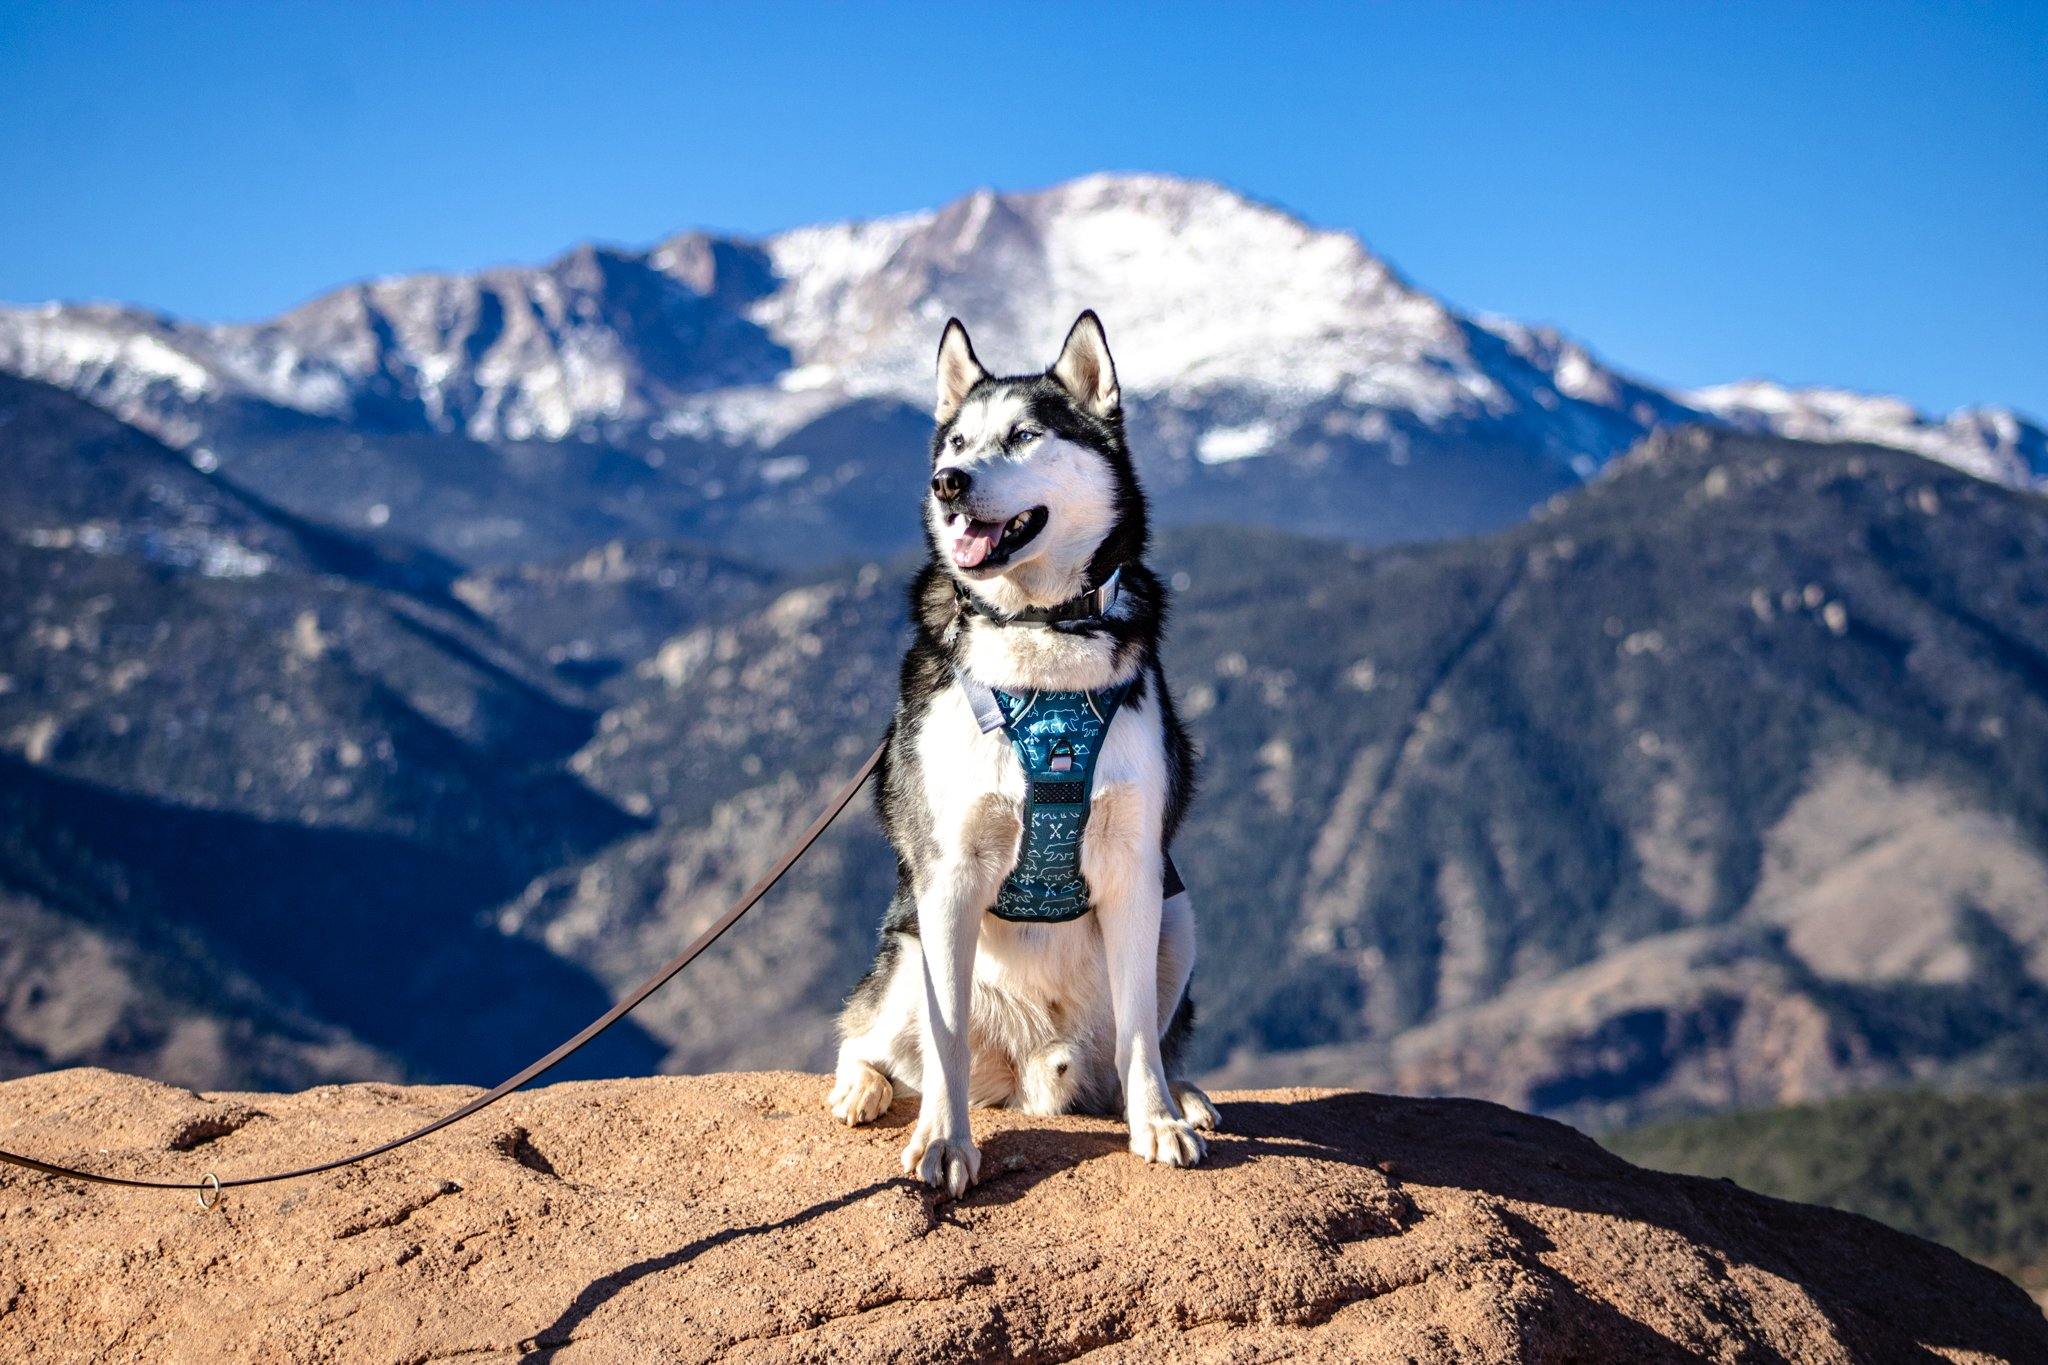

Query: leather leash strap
0 739 887 1204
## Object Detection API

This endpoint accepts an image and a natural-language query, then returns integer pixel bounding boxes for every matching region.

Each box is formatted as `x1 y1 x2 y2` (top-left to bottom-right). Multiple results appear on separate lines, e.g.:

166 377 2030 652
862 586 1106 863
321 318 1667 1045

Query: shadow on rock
518 1177 909 1359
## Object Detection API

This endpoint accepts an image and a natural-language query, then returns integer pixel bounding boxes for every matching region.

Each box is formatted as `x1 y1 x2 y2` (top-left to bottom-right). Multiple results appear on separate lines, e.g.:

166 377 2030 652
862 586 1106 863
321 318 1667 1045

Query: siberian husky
828 312 1218 1196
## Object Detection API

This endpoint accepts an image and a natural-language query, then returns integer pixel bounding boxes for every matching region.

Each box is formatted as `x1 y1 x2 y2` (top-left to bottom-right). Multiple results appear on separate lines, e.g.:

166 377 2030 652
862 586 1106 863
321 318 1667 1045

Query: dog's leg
830 932 919 1125
1087 786 1206 1167
900 859 990 1197
1157 888 1221 1133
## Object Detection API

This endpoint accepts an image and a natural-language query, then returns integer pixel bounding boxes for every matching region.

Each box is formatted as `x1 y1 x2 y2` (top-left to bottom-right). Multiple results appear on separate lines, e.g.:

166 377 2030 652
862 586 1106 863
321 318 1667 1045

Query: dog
827 311 1218 1196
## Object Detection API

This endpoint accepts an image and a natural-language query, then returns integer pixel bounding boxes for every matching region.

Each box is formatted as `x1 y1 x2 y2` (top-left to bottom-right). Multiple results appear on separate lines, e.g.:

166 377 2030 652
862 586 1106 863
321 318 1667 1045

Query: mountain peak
0 175 2039 496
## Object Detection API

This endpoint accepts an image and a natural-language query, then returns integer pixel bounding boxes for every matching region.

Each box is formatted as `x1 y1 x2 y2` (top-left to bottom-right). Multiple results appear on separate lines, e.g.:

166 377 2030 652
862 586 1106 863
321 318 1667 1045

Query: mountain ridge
2 173 2038 572
7 292 2048 1137
6 370 2048 1130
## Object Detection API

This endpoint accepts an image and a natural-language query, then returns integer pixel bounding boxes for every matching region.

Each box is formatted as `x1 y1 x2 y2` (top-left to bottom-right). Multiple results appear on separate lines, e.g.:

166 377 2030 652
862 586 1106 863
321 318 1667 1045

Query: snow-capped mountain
1 174 2038 563
1685 381 2046 488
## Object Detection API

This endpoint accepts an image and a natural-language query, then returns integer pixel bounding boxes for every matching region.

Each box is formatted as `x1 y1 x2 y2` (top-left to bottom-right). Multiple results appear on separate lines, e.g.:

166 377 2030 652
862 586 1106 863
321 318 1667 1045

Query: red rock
2 1069 2041 1361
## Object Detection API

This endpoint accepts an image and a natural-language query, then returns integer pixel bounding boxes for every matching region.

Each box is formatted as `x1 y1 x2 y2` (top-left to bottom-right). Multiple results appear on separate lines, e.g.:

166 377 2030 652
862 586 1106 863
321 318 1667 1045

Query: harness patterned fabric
956 670 1187 924
988 681 1130 921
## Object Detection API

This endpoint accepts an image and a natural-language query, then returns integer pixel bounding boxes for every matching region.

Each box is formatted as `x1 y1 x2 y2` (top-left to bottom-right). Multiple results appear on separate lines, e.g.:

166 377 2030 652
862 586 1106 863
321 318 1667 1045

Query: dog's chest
959 619 1121 694
916 685 1028 814
923 627 1095 786
911 644 1164 841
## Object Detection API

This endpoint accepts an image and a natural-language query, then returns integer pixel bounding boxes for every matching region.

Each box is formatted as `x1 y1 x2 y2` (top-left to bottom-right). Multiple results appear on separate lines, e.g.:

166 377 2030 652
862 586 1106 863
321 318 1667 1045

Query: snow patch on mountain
1198 421 1277 464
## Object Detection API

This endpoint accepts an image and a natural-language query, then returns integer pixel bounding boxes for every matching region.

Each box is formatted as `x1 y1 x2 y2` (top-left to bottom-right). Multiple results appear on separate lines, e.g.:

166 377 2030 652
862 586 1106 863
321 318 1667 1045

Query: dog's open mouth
946 507 1048 571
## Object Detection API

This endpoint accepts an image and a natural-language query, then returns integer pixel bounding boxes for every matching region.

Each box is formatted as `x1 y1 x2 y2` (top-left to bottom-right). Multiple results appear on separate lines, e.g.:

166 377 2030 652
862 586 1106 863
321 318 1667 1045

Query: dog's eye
948 434 965 451
1012 428 1039 446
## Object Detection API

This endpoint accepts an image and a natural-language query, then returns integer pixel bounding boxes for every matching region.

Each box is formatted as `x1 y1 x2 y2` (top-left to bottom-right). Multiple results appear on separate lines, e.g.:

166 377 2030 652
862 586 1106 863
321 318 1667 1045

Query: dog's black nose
931 467 971 503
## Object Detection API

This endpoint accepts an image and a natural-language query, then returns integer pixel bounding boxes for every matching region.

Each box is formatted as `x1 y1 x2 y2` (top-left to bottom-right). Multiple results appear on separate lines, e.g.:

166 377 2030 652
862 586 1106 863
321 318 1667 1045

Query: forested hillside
1610 1088 2048 1297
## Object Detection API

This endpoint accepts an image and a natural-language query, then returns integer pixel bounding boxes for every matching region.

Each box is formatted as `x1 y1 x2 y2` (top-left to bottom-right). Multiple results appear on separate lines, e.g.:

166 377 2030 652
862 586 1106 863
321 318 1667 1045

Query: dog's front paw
900 1121 981 1198
1130 1114 1208 1168
1173 1082 1223 1133
829 1062 894 1126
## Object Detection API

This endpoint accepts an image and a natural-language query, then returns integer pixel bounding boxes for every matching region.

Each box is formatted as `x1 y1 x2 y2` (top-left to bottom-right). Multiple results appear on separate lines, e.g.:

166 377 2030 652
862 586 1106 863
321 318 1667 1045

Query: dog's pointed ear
1051 310 1119 418
935 319 988 424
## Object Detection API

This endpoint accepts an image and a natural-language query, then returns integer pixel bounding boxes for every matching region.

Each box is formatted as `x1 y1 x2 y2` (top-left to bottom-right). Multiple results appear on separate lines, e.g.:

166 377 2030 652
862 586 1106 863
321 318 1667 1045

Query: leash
0 739 887 1209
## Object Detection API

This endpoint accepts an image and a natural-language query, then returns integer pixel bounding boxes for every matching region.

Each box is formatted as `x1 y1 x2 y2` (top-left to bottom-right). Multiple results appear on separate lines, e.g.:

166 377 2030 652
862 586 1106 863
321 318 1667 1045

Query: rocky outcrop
2 1069 2041 1361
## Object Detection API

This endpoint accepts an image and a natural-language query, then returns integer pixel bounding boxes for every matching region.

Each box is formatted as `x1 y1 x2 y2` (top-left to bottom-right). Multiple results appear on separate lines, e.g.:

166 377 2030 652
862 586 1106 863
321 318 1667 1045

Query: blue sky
2 2 2041 416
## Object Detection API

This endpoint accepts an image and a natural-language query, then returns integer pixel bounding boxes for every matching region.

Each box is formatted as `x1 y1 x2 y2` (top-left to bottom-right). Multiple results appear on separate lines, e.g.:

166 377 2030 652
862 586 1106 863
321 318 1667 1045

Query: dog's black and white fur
828 312 1217 1196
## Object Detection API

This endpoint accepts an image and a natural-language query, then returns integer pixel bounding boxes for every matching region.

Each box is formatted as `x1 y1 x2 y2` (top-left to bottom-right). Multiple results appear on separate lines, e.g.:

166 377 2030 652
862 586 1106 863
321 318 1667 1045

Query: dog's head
925 312 1145 614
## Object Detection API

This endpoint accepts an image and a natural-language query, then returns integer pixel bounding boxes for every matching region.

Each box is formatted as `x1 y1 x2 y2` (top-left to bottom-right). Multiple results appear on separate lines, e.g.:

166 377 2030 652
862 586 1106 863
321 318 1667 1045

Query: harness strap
955 670 1006 735
1163 852 1191 914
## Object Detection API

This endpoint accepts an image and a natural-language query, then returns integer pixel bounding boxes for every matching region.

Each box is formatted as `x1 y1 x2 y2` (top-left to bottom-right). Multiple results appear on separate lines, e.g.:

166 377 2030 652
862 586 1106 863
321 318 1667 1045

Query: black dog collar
955 568 1122 628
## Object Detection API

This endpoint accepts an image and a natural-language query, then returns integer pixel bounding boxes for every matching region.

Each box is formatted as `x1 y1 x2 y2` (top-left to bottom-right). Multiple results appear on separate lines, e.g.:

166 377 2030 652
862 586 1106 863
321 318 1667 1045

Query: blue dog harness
955 669 1188 924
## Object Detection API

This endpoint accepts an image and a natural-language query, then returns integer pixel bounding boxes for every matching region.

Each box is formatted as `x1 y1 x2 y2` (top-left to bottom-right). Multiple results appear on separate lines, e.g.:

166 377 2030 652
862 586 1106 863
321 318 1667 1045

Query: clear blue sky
2 1 2042 416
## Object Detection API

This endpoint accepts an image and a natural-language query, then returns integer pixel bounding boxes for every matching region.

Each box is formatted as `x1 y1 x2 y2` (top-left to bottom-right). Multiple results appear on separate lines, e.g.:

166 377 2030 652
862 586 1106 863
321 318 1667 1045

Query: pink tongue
951 520 1001 568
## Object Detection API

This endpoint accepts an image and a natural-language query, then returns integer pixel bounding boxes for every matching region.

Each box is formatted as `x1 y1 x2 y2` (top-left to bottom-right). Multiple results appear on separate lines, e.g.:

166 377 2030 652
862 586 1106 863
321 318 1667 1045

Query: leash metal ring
196 1173 221 1212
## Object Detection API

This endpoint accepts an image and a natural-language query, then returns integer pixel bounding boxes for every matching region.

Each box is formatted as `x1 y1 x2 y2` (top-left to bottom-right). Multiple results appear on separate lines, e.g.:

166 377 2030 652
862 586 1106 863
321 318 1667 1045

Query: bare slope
0 374 661 1089
10 371 2048 1130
